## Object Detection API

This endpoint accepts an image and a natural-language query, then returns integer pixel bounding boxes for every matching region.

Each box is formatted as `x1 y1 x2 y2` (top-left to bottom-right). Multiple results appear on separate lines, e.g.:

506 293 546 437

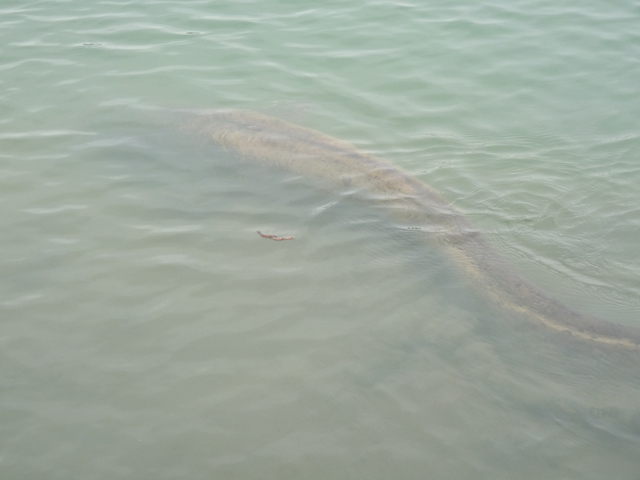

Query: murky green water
2 0 640 478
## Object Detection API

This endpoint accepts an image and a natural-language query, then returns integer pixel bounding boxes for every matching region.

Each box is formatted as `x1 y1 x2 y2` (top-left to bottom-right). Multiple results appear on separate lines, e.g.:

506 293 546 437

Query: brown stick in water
257 230 294 241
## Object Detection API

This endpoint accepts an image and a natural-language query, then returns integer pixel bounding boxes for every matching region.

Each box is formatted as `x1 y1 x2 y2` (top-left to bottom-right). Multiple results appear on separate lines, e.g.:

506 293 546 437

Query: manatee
179 109 640 349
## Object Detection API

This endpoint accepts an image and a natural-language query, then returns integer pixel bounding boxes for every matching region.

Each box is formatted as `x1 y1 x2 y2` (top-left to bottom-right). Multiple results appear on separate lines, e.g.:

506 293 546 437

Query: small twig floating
257 230 294 241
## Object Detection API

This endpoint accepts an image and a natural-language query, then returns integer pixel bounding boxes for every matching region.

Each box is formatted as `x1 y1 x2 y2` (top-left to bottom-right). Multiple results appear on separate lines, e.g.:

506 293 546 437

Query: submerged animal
179 109 640 349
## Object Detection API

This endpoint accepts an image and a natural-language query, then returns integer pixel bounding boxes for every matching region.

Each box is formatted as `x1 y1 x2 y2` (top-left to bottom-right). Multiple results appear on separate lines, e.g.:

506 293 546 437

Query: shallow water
2 0 640 478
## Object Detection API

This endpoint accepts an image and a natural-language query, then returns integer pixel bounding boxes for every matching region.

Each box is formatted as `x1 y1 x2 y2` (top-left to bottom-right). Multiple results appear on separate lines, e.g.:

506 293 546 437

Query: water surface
1 0 640 478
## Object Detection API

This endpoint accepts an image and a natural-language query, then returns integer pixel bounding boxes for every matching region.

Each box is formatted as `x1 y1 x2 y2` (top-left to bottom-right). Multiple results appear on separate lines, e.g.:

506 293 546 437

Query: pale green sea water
2 0 640 479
